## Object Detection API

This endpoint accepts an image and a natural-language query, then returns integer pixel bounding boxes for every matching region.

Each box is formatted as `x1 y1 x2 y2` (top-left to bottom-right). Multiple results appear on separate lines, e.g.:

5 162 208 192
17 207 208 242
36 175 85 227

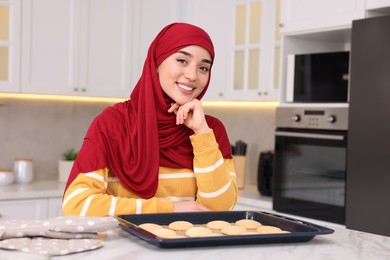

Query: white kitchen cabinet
181 0 234 100
366 0 390 10
0 198 48 220
75 0 133 98
280 0 366 34
129 0 184 89
0 0 21 93
227 0 281 101
21 0 135 98
19 0 191 98
0 197 62 220
47 197 63 218
21 0 75 96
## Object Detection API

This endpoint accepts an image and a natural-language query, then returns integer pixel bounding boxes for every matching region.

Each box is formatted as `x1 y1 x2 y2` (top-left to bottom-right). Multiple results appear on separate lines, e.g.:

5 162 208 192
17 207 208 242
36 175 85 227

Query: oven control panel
276 106 348 130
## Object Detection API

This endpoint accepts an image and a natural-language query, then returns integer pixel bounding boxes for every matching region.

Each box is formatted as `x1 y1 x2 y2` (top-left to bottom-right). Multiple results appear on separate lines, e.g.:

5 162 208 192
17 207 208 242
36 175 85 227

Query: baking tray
118 211 334 248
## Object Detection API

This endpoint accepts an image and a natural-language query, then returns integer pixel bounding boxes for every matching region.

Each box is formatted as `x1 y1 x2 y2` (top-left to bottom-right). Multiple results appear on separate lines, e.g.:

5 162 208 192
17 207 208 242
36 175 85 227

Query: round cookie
256 225 283 234
221 225 247 235
235 219 262 229
139 223 163 233
168 220 194 231
185 226 213 237
206 220 231 230
153 228 178 239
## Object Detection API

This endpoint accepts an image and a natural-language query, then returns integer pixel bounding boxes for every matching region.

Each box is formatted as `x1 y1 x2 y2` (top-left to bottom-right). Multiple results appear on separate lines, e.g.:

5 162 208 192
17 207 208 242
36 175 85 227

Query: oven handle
275 131 345 140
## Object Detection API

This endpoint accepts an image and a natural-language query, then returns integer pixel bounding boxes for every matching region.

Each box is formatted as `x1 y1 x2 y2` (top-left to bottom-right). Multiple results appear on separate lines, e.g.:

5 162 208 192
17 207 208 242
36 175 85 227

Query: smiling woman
157 46 212 106
62 23 238 217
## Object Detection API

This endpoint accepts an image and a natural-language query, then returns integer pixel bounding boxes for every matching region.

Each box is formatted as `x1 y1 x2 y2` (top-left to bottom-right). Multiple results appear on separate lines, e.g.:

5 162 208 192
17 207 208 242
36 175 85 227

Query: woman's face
157 45 212 105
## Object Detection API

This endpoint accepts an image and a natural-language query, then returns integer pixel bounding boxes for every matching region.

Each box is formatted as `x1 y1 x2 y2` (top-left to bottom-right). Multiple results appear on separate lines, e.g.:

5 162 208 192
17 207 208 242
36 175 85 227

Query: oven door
273 128 347 224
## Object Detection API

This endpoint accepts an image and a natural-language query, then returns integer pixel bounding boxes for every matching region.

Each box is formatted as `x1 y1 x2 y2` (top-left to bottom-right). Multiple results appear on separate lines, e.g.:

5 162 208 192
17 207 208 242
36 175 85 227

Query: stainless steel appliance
286 52 350 103
273 106 348 224
346 15 390 236
257 151 274 196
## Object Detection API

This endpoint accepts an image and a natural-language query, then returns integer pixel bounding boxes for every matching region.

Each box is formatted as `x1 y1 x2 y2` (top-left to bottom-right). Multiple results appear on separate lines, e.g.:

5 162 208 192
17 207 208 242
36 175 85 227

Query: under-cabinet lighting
0 93 126 103
0 93 279 107
203 100 279 108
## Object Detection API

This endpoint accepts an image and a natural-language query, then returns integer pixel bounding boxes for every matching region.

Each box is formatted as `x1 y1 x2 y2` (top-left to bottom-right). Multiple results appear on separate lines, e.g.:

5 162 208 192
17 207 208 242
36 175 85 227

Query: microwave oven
286 51 350 103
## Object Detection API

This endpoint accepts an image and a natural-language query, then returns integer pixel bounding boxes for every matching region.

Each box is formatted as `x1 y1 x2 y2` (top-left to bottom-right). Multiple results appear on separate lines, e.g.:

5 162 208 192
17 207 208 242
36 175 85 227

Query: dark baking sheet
118 211 334 248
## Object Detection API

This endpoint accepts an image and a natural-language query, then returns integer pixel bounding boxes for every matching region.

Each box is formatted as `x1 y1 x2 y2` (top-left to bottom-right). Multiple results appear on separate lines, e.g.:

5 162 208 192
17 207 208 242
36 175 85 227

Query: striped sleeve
62 168 173 216
190 129 238 211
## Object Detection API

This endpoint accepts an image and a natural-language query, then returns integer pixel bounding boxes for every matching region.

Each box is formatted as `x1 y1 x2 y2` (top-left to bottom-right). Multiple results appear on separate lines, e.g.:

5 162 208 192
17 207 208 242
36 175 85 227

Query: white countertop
1 182 390 259
50 225 389 260
0 180 65 200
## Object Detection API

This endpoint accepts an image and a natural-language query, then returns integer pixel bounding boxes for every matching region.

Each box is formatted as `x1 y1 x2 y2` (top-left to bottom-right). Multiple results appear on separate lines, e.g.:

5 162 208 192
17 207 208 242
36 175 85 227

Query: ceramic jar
0 168 14 186
14 158 34 184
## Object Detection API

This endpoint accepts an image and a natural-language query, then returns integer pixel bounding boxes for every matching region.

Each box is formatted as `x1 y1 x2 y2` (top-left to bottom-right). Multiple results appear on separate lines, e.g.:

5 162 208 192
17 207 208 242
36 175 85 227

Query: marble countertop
50 225 389 260
1 182 390 259
0 180 65 200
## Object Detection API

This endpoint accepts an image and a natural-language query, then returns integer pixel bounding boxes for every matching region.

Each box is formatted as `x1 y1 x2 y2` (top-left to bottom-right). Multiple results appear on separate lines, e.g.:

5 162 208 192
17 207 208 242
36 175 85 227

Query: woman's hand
168 99 210 134
173 201 210 212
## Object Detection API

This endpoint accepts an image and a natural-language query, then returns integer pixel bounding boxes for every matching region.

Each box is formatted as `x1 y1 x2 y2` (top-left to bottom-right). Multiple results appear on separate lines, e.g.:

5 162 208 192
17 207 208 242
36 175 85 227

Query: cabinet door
21 0 76 95
280 0 365 34
366 0 390 10
129 0 183 89
77 0 132 98
0 0 21 93
0 199 47 220
229 0 280 101
183 0 234 100
47 197 63 218
21 0 134 98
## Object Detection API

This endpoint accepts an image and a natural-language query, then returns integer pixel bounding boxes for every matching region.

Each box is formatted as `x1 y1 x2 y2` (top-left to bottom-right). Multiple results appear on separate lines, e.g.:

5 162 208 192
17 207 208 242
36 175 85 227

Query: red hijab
65 23 232 198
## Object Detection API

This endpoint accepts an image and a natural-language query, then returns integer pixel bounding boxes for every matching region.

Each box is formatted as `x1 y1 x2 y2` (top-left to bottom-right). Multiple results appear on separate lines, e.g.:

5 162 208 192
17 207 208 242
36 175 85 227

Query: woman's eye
199 66 210 73
176 58 187 64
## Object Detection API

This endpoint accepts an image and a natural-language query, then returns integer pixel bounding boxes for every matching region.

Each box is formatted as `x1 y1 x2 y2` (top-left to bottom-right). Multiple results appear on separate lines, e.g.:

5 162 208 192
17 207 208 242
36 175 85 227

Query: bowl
0 169 15 186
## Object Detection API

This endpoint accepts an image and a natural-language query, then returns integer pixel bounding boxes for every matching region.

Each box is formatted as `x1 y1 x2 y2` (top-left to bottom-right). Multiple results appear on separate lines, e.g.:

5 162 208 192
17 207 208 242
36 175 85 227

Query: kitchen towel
0 216 118 256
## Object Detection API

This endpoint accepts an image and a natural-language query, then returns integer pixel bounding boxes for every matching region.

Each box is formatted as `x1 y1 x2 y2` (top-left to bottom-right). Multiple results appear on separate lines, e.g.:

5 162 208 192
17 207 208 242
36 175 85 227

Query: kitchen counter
1 182 389 259
0 180 65 200
50 225 389 260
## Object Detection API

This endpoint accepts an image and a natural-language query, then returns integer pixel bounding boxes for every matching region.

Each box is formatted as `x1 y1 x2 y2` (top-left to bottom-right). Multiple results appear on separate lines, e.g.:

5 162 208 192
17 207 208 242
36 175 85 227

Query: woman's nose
184 66 197 81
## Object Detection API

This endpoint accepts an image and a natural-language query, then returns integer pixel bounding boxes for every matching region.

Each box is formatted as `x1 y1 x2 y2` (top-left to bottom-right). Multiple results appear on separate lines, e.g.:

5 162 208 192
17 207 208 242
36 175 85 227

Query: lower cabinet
0 197 62 220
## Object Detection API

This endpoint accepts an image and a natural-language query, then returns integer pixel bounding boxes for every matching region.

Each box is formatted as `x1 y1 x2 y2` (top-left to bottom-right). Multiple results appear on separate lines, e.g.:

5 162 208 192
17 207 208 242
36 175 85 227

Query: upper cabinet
21 0 134 98
128 0 185 89
0 0 21 93
183 0 234 100
19 0 190 98
280 0 366 34
366 0 390 10
17 0 281 101
227 0 281 101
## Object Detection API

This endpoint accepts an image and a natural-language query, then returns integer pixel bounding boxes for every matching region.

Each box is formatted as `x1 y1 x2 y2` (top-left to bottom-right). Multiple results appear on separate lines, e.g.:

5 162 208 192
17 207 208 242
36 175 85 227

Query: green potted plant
58 148 78 182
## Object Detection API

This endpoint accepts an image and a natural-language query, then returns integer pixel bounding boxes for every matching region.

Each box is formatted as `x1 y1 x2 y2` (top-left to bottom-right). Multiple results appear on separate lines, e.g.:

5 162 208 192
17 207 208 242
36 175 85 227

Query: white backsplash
0 98 276 186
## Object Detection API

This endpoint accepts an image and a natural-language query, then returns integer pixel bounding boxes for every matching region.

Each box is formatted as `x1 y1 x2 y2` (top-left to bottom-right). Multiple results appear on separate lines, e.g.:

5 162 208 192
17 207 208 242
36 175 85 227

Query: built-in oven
273 106 348 224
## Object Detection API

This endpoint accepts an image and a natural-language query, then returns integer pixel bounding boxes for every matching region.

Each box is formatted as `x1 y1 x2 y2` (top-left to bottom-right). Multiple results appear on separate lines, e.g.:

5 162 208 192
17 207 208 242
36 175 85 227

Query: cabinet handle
81 88 86 92
74 87 79 92
219 92 224 97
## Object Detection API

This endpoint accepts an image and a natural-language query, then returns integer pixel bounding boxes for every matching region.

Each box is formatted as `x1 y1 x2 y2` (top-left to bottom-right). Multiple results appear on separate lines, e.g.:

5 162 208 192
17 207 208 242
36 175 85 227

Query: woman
63 23 238 216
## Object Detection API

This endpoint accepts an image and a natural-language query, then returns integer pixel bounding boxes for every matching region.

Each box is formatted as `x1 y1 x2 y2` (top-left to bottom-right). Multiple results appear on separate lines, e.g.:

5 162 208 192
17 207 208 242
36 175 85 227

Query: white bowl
0 169 15 186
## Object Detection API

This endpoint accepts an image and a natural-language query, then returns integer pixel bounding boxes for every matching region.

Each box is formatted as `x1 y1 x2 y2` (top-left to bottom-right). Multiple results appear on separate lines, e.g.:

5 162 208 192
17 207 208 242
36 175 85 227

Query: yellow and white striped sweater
62 130 238 216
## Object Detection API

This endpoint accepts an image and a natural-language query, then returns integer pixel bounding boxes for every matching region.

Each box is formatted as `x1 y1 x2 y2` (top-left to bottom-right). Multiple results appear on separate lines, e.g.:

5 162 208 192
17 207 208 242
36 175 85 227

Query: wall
0 97 276 186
